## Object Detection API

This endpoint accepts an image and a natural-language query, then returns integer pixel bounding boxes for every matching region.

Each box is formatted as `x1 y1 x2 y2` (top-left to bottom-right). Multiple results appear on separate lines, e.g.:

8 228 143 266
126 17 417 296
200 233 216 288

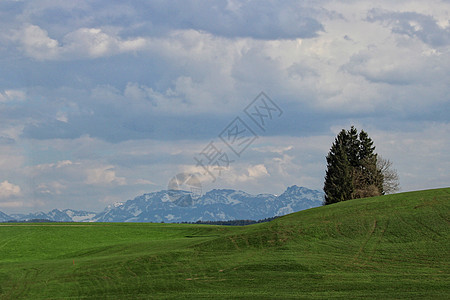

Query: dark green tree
323 130 353 205
346 126 360 167
358 130 375 161
352 130 383 198
324 126 397 205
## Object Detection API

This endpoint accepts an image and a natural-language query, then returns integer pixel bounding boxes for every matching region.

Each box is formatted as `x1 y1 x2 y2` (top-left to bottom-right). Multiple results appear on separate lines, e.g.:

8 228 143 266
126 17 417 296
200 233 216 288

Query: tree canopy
324 126 399 205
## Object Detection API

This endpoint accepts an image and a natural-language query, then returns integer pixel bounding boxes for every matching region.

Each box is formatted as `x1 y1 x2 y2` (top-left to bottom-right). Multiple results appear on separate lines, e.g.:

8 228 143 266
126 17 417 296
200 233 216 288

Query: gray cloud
367 8 450 47
141 0 325 40
3 0 324 42
342 44 450 85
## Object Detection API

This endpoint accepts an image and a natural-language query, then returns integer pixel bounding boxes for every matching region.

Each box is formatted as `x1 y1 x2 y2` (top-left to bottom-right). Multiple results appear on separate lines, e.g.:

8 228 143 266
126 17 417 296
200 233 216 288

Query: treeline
3 219 57 223
3 217 279 225
179 216 279 226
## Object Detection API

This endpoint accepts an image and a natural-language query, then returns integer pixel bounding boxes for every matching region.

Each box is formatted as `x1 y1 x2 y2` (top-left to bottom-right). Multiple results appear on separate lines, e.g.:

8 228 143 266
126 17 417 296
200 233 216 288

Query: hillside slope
0 188 448 299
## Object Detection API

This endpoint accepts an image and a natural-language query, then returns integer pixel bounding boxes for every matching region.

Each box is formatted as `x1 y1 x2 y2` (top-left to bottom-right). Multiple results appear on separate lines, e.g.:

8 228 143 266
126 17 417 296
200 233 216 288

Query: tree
323 126 399 205
346 126 360 167
352 129 384 198
352 156 382 199
376 156 400 194
358 130 375 161
323 130 353 205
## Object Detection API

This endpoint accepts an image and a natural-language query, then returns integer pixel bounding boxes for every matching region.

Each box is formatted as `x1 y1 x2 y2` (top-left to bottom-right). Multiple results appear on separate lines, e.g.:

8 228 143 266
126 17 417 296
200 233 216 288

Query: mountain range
0 185 323 223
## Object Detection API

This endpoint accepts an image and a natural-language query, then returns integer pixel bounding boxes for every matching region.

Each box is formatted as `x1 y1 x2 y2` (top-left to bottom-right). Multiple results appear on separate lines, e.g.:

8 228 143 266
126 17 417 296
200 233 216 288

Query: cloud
85 166 127 186
37 181 66 195
13 1 324 41
247 164 269 178
133 179 157 186
27 159 126 188
12 0 326 61
367 8 450 47
212 163 270 185
343 46 430 85
16 24 61 60
0 181 21 199
144 0 325 40
11 157 139 212
14 25 149 60
62 27 147 58
0 89 26 102
253 145 294 155
31 160 76 173
13 1 323 61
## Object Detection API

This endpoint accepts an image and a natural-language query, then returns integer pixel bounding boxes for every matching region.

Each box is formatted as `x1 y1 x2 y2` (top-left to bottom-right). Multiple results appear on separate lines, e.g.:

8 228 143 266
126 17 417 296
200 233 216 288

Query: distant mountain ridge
0 210 13 222
0 186 324 223
7 209 97 223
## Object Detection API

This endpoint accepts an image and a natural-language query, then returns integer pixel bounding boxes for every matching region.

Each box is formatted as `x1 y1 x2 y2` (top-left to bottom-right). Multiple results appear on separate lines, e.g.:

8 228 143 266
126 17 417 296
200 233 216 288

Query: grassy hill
0 188 448 299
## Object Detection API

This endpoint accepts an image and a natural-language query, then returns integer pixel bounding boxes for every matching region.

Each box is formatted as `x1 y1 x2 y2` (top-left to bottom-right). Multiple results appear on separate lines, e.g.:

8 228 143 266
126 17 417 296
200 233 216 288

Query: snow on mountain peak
0 186 324 223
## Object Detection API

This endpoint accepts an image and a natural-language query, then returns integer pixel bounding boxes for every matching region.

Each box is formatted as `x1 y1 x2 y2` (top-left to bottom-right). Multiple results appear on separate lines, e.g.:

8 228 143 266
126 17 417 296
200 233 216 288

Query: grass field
0 188 449 299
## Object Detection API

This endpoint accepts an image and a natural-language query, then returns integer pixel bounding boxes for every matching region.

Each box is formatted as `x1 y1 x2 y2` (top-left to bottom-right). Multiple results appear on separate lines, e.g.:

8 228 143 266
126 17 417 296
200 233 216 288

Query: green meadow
0 188 449 299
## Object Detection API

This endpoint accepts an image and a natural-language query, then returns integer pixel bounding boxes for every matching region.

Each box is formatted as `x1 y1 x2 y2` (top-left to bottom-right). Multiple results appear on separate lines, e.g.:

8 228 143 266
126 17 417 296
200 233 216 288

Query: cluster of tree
324 126 399 205
179 216 279 226
4 219 57 223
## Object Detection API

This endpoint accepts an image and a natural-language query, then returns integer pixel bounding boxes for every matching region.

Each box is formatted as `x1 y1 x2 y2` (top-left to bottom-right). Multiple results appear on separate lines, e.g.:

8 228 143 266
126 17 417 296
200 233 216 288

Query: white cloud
133 179 157 185
13 10 446 119
85 166 127 186
0 181 21 199
219 164 270 185
55 160 73 168
343 41 450 86
367 8 450 47
56 111 69 123
63 27 147 58
16 25 61 60
15 25 149 60
247 164 269 178
37 181 66 195
0 89 26 102
99 195 124 204
254 145 294 155
31 160 76 173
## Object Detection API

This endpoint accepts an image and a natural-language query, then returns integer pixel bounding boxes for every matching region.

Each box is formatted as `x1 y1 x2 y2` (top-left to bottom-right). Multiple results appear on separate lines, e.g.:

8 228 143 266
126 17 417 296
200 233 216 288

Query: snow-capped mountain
0 186 324 223
93 185 324 223
0 211 13 222
62 209 97 222
8 209 97 222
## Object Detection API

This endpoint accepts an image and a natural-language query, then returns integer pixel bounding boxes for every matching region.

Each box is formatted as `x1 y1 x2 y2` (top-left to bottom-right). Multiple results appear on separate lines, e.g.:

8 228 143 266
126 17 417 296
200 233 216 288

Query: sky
0 0 449 214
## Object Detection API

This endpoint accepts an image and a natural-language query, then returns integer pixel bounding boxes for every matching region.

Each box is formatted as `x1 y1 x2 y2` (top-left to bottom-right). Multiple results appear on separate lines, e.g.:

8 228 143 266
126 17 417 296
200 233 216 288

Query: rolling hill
0 188 448 299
